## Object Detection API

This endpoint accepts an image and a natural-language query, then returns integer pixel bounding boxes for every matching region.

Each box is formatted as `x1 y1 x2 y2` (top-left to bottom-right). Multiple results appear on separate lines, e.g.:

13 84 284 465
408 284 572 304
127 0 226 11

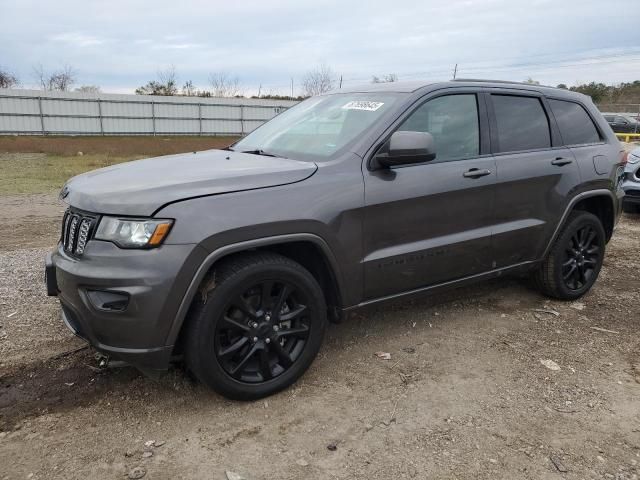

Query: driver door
362 92 496 300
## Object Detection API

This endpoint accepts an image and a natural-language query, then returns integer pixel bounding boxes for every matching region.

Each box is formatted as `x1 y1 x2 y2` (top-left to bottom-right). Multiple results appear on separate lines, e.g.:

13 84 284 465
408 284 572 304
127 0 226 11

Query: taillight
621 151 628 166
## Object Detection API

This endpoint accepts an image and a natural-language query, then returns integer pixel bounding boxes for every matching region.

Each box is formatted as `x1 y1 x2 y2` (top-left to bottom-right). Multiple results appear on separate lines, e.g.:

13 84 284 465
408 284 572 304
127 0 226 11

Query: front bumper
46 240 197 371
622 176 640 206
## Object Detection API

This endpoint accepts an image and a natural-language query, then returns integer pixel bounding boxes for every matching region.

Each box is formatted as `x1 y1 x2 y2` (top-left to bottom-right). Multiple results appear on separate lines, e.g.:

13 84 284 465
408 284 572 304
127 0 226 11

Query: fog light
86 290 129 312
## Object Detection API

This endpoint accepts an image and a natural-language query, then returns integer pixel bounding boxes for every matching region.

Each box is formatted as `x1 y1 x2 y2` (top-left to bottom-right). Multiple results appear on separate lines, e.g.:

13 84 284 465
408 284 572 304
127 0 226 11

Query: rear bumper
46 240 198 371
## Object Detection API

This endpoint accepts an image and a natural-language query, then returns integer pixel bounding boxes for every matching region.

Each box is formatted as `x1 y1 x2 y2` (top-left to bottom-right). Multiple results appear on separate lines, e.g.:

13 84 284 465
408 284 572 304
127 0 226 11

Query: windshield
232 93 405 160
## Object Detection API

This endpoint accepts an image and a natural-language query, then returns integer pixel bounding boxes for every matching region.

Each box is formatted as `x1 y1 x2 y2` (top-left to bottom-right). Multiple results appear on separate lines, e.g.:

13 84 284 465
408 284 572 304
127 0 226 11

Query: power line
251 51 640 91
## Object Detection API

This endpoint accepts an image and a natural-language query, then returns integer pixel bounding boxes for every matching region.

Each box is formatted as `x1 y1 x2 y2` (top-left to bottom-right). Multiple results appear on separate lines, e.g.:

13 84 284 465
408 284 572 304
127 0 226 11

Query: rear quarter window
549 99 601 145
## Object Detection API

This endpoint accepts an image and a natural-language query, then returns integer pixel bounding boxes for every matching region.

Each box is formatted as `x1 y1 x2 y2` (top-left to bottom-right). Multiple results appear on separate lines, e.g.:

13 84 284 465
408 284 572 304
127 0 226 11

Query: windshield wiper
240 149 284 158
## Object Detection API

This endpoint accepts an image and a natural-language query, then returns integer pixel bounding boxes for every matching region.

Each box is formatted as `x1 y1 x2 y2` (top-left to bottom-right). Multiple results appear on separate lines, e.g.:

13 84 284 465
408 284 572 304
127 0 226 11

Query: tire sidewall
190 261 327 400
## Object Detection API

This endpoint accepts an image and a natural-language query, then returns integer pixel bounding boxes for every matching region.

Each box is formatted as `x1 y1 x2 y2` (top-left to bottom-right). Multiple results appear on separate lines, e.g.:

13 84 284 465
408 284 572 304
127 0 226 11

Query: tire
534 211 606 300
185 252 327 400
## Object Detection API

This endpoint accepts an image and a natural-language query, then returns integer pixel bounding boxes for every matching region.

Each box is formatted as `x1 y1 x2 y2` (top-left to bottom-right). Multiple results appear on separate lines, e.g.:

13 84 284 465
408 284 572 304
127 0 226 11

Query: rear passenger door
487 91 580 267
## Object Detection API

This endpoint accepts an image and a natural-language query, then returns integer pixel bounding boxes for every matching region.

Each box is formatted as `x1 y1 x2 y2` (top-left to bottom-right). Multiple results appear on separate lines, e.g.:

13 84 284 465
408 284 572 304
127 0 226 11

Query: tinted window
549 99 601 145
492 95 550 152
399 94 479 161
604 115 614 122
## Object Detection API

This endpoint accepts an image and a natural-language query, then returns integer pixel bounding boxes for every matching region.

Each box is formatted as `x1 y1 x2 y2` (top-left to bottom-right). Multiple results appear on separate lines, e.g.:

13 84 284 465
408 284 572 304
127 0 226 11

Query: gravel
0 247 80 367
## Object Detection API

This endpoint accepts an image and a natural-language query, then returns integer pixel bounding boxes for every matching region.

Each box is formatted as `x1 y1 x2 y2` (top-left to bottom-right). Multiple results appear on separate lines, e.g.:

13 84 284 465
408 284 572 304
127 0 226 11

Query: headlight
628 153 640 164
95 217 173 248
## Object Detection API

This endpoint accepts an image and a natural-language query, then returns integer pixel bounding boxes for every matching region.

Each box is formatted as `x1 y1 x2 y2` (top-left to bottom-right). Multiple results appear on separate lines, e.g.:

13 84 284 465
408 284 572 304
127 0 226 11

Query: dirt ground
1 152 640 479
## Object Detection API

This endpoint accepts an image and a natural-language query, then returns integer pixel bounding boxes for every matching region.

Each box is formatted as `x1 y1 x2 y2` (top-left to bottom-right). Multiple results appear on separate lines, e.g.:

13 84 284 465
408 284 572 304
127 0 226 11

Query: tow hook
95 352 110 369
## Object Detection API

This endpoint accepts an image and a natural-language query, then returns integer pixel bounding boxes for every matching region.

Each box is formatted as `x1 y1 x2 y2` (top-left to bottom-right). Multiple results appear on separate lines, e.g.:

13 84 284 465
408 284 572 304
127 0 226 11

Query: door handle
551 157 573 166
463 168 492 179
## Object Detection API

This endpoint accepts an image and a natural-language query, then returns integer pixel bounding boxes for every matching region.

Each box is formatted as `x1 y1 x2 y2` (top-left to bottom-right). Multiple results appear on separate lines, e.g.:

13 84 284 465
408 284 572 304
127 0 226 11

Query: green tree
136 66 178 96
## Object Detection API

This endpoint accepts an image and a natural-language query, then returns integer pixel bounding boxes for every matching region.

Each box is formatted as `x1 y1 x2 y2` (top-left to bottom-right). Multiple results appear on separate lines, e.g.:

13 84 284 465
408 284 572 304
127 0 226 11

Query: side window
548 99 601 146
615 116 628 124
398 94 479 161
492 95 551 153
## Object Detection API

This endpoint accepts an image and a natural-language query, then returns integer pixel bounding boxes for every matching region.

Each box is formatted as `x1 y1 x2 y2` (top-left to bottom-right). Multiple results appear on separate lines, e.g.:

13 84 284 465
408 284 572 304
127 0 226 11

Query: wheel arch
166 233 345 349
542 189 616 259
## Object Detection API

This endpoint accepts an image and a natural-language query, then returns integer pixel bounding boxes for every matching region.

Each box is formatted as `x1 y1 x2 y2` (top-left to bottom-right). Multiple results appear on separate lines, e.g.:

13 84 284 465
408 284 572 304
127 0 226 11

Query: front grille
61 209 97 256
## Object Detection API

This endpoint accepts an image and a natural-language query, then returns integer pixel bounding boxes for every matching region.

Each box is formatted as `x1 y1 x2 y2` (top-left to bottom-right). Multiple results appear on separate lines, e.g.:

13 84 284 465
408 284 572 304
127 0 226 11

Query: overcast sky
1 0 639 95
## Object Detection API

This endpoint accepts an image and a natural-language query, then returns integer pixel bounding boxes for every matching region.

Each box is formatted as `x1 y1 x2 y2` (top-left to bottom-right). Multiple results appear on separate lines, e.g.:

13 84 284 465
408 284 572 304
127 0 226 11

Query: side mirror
375 131 436 168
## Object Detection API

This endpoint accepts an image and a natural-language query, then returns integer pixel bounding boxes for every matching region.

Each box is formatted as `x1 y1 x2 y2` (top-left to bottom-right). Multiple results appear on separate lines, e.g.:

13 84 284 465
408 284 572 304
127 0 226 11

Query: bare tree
135 66 178 95
208 72 242 97
372 73 398 83
523 77 540 85
33 64 76 91
0 67 19 89
301 63 336 97
182 80 197 96
75 85 101 93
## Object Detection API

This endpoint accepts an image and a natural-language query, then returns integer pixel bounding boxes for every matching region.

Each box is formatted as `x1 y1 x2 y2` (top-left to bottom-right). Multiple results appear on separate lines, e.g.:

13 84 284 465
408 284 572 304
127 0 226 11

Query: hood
62 149 317 216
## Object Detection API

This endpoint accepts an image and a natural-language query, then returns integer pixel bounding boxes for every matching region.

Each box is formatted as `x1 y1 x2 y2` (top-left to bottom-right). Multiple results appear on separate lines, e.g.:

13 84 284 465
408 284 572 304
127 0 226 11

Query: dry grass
0 135 240 195
0 135 238 157
0 153 141 195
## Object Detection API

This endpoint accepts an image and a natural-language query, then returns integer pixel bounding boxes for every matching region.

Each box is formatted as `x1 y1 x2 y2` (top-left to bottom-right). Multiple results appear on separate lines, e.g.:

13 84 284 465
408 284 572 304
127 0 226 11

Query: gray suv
45 80 625 400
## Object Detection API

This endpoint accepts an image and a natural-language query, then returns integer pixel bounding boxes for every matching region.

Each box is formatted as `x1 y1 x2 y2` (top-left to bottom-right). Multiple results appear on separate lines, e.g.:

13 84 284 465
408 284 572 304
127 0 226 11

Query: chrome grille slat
62 211 71 247
60 209 96 256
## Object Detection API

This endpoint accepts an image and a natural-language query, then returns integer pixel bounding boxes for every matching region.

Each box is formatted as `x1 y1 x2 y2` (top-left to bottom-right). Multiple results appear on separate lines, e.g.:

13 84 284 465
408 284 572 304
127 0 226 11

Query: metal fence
0 89 298 136
597 103 640 116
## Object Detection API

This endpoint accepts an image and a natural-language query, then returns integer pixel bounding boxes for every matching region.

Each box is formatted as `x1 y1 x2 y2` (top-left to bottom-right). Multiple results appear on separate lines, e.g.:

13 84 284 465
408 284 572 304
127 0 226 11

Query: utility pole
452 64 458 79
290 77 294 98
339 75 343 89
257 84 262 98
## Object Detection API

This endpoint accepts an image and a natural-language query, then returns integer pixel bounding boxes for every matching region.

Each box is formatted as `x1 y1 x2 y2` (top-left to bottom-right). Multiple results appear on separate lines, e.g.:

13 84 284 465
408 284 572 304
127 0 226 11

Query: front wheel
534 211 606 300
185 252 327 400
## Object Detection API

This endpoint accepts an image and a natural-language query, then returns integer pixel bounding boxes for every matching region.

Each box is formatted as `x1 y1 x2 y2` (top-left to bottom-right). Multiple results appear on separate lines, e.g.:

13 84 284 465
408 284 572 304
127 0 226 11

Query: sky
1 0 639 96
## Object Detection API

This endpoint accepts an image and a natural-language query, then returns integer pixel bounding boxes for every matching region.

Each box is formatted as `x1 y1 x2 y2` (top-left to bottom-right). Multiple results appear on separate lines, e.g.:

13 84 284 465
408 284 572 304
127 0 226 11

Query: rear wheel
185 252 327 400
534 211 605 300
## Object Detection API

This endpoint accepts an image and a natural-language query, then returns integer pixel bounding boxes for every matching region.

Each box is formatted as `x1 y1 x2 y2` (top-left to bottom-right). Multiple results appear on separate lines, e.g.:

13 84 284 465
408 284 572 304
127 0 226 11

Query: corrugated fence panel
0 115 41 133
202 119 242 134
103 117 154 134
243 120 265 133
156 119 200 133
42 98 99 117
0 88 299 135
155 103 199 118
0 96 40 115
201 104 242 120
101 100 153 118
44 116 101 133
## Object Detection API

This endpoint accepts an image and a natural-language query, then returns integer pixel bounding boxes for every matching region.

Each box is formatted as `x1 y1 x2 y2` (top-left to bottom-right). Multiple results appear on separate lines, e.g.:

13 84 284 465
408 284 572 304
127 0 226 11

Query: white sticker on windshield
342 101 384 111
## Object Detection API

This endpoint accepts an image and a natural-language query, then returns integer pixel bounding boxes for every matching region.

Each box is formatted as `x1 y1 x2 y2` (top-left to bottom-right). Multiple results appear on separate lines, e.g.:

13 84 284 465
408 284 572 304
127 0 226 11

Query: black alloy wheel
534 210 606 300
561 224 601 291
185 252 327 400
215 280 310 383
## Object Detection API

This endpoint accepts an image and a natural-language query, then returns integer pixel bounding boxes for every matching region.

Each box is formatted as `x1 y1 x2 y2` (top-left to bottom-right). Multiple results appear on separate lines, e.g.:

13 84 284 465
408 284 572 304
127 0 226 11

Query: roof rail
452 78 559 89
452 78 530 85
